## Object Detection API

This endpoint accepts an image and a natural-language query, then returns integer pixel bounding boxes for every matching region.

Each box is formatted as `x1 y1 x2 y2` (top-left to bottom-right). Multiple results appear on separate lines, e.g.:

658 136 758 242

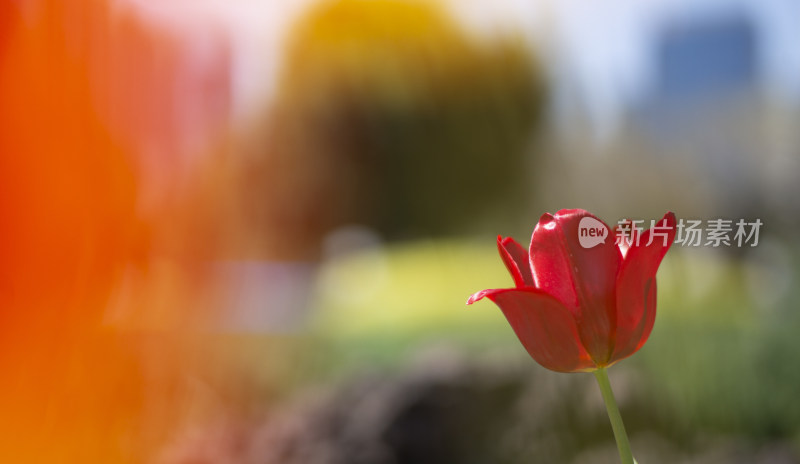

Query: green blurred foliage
637 245 800 443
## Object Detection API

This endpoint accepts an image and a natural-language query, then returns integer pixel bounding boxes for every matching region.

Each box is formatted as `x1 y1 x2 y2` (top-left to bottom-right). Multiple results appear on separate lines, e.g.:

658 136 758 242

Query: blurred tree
243 0 545 250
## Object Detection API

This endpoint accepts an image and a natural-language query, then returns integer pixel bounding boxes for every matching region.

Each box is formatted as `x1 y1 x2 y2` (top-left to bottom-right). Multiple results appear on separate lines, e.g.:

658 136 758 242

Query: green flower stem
593 367 635 464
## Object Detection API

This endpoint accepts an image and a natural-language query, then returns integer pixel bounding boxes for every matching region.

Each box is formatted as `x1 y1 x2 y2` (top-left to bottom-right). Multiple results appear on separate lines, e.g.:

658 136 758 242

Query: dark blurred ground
156 347 800 464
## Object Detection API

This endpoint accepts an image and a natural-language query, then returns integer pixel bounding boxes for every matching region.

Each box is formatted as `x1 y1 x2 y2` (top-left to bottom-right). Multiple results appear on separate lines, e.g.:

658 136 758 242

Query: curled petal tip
656 211 677 229
532 214 557 236
536 212 556 229
466 289 490 305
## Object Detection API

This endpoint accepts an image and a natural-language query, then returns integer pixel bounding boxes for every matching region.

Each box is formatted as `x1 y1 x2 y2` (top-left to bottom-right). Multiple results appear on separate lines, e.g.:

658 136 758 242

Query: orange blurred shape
0 0 230 461
0 0 142 461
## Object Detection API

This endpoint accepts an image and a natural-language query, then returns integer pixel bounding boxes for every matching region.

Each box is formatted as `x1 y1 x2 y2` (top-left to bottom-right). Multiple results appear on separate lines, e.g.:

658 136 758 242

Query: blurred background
2 0 800 462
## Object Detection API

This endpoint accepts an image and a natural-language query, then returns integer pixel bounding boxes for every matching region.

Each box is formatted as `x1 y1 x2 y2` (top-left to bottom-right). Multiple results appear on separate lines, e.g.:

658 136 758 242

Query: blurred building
630 12 764 216
537 0 800 223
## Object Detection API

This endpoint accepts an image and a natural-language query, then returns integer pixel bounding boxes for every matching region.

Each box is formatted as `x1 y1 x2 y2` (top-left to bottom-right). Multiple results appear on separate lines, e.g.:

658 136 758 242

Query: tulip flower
467 209 676 464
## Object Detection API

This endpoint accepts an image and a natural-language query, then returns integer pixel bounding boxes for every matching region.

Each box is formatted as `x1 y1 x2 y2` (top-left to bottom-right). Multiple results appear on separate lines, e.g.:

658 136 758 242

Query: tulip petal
472 288 595 372
497 236 534 288
612 219 636 258
529 210 621 364
611 212 676 363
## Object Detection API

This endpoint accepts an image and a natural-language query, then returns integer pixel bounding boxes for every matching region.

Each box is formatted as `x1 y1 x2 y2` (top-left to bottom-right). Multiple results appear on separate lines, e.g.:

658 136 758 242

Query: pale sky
119 0 800 137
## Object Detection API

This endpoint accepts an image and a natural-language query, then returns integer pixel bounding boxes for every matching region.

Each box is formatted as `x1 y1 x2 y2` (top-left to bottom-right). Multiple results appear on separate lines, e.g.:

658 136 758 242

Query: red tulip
468 209 676 373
